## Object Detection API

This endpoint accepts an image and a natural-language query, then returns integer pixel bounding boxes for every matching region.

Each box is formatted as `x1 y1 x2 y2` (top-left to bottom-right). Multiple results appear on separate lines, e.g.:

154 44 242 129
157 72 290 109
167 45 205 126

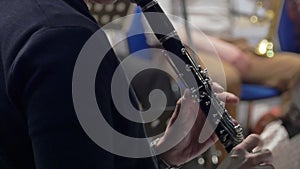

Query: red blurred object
253 107 281 134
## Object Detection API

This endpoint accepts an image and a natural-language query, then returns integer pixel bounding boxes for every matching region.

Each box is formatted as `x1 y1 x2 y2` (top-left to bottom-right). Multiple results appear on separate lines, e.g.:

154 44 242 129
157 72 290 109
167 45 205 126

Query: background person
154 0 300 121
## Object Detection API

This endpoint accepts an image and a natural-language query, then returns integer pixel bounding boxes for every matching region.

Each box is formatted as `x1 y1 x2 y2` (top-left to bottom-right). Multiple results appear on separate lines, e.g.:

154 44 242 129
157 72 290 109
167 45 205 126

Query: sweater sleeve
6 26 115 169
4 25 159 169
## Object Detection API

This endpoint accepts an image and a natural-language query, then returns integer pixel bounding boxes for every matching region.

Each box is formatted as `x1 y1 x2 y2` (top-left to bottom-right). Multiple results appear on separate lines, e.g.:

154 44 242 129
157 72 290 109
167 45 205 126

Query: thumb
217 148 246 169
183 89 192 100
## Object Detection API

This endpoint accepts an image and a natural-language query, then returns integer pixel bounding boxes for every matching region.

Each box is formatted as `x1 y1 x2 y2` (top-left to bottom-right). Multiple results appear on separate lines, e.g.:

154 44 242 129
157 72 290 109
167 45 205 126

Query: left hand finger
212 82 225 93
216 92 239 104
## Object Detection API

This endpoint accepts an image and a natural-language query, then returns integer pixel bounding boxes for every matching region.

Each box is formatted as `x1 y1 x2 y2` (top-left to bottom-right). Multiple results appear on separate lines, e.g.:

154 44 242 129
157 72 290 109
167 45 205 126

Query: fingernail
252 147 262 153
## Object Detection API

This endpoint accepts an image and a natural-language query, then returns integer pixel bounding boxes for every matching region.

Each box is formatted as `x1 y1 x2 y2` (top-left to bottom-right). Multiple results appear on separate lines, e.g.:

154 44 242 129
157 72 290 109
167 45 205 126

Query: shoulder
0 0 99 66
5 26 113 110
0 0 102 76
0 0 99 31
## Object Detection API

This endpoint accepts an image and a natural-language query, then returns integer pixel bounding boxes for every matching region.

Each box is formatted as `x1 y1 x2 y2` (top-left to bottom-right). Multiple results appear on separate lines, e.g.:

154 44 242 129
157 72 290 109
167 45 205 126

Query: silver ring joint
159 30 178 44
141 0 158 11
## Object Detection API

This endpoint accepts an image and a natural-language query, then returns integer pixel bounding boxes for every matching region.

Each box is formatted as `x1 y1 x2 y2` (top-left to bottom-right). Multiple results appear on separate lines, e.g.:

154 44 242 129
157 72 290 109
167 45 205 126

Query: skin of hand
217 134 274 169
157 83 239 166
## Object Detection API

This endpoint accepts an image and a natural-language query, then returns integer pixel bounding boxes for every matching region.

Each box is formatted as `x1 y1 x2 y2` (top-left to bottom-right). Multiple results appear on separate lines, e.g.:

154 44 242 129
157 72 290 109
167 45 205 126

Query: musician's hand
212 82 239 104
217 134 274 169
156 83 239 166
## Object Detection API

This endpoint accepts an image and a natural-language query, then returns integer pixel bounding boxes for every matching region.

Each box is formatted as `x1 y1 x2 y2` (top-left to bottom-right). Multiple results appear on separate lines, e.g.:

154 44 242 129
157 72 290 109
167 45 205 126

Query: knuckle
231 146 243 153
230 147 245 158
248 134 260 140
247 156 257 165
248 134 262 144
264 149 272 156
246 156 257 165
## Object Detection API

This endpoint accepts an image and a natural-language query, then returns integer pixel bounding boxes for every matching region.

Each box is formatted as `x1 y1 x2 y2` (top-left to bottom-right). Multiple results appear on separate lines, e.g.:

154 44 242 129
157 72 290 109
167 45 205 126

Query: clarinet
131 0 244 152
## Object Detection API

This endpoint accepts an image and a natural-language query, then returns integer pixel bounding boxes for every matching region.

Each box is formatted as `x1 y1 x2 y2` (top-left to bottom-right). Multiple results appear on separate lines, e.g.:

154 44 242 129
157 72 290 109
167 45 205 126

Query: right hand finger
242 149 273 168
221 148 273 169
234 134 262 152
251 164 274 169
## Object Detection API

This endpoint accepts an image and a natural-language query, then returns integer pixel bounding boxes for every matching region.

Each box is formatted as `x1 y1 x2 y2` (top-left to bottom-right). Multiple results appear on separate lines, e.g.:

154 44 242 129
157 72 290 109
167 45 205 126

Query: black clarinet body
131 0 244 152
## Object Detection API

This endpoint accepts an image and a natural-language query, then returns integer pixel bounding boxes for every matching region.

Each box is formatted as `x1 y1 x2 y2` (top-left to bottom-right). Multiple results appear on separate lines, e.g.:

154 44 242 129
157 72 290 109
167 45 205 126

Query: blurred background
86 0 300 168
